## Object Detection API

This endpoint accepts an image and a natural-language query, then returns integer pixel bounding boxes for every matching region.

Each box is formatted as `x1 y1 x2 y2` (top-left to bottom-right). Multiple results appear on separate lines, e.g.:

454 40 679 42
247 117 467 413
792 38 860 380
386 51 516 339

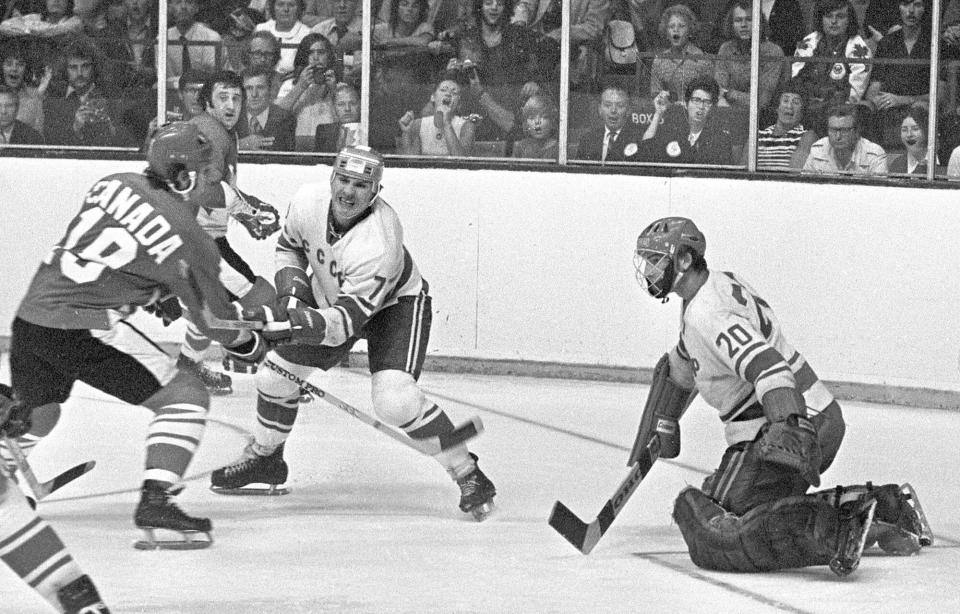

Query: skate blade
901 483 934 547
470 501 495 522
209 485 289 496
134 528 213 550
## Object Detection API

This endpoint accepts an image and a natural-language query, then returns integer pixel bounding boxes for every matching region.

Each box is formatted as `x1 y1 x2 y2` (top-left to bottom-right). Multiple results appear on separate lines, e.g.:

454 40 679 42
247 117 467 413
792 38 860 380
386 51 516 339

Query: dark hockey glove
758 414 822 487
276 266 318 311
143 296 183 326
287 307 327 345
1 384 32 439
234 191 281 240
222 332 269 374
222 308 291 373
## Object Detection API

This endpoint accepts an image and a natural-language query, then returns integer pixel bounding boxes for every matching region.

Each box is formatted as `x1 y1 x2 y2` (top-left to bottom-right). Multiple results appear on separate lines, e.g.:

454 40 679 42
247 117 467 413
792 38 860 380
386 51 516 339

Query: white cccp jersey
673 271 835 446
277 182 424 347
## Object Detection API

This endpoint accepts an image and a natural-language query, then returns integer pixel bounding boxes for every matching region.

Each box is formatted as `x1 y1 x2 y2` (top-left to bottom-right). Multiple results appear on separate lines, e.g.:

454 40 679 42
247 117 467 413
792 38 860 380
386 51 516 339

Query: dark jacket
576 123 643 162
236 104 296 152
2 119 44 145
632 104 739 165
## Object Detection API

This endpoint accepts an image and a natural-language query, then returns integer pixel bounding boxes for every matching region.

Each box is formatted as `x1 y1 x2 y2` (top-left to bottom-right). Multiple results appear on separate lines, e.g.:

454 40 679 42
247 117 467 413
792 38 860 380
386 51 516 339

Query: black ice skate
830 496 877 577
869 483 933 555
210 444 289 496
57 574 111 613
457 454 496 521
177 354 233 395
133 482 212 550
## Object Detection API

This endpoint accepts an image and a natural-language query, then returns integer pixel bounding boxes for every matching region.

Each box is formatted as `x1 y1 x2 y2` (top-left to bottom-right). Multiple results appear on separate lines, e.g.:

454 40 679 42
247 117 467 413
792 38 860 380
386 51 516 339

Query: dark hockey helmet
634 217 705 299
147 122 214 193
333 145 384 188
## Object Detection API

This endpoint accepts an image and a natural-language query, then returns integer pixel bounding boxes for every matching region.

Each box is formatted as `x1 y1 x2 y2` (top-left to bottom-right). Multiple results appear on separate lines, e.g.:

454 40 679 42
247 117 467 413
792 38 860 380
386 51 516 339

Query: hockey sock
180 322 212 362
144 403 207 485
0 433 42 474
252 393 299 453
0 483 89 613
401 404 474 480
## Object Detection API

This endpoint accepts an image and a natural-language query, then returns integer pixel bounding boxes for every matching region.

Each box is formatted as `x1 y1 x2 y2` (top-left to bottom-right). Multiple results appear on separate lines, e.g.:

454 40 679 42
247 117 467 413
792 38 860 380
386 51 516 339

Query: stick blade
437 416 483 451
37 460 96 498
548 500 599 554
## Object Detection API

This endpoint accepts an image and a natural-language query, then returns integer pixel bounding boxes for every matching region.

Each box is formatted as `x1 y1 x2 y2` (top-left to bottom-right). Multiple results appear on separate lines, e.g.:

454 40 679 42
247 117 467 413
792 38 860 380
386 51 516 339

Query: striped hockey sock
0 433 42 476
180 321 212 362
402 404 474 480
252 391 300 453
144 403 207 485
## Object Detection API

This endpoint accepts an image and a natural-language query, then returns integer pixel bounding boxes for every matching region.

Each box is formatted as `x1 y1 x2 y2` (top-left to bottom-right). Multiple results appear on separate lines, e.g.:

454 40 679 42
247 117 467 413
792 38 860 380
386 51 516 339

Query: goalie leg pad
630 353 695 463
672 486 838 572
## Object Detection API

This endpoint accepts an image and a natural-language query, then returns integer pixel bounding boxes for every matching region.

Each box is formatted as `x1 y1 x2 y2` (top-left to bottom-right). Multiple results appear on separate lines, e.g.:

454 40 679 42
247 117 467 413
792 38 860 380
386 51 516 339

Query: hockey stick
2 435 96 501
548 433 661 554
263 360 483 456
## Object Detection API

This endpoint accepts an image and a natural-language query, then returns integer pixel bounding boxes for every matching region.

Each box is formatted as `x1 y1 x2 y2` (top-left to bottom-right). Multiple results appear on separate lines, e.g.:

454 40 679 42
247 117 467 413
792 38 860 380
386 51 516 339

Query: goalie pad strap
629 353 694 464
672 487 837 572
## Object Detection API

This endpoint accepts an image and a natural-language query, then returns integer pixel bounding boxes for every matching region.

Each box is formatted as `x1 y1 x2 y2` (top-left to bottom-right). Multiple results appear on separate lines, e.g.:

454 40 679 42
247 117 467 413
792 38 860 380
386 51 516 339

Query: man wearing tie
166 0 223 90
238 68 296 151
576 84 641 163
0 85 43 146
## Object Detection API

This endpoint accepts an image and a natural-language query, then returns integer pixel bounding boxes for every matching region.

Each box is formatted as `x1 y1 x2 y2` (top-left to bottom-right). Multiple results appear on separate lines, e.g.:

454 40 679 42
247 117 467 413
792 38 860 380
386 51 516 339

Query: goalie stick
548 433 661 554
2 435 96 502
263 360 483 456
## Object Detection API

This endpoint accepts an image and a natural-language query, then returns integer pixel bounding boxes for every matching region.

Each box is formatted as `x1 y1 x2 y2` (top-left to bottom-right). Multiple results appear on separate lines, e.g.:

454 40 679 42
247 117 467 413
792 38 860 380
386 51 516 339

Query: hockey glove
276 266 318 311
287 307 327 345
0 384 31 439
758 414 822 487
234 191 281 240
222 332 269 374
655 416 681 459
143 296 183 326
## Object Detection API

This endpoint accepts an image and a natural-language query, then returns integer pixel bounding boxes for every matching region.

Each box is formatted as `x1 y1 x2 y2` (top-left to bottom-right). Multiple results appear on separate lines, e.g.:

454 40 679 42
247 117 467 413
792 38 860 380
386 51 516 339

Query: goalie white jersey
675 271 835 446
277 182 424 346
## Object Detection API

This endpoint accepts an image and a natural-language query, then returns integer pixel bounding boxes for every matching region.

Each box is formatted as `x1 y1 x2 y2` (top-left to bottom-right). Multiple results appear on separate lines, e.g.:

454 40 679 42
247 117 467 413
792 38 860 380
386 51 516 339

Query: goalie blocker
629 352 696 465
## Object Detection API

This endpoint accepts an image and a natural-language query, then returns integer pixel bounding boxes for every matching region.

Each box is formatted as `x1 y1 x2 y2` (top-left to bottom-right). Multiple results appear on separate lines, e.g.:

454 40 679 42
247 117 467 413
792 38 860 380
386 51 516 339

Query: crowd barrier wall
1 158 958 401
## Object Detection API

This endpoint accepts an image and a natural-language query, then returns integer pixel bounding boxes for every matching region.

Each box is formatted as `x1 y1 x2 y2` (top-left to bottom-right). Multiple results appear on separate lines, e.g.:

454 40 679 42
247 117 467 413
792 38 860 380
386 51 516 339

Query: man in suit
237 68 295 151
577 84 642 163
315 82 360 153
0 84 43 145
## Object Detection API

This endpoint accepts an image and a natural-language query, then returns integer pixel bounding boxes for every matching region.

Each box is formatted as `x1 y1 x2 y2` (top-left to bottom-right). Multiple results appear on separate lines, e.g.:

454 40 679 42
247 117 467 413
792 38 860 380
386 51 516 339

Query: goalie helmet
146 122 214 191
332 145 384 188
634 217 705 299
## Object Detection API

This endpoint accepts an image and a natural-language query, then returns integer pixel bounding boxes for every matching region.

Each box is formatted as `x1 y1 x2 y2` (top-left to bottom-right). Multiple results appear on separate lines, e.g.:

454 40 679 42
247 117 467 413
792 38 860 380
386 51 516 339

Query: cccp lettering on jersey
85 179 184 264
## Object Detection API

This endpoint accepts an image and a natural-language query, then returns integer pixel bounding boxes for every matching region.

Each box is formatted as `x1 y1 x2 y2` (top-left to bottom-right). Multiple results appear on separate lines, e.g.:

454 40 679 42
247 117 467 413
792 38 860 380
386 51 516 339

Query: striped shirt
756 124 807 171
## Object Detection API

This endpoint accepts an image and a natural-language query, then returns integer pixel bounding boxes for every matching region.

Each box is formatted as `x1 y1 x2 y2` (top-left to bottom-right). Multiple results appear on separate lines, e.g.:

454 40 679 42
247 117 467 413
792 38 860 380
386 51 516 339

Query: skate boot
457 454 496 521
829 495 877 577
133 481 212 550
868 483 932 555
177 354 233 395
57 574 111 613
210 443 289 495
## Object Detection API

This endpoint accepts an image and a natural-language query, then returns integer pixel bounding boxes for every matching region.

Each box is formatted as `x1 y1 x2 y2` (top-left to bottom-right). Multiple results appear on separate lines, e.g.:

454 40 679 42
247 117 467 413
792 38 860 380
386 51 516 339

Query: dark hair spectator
575 83 641 162
274 32 338 151
888 104 933 174
802 102 888 173
714 0 785 111
756 79 817 170
0 81 44 144
397 76 477 155
0 39 49 132
0 0 82 38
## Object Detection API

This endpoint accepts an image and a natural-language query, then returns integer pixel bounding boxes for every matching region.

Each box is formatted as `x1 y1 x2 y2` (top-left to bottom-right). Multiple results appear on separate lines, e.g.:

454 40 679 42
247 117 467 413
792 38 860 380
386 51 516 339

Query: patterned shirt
757 124 807 171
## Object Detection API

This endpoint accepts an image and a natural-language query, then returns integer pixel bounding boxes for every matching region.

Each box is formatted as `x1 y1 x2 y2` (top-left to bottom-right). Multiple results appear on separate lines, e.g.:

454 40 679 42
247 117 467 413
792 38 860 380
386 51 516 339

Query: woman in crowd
792 0 872 135
649 3 715 103
889 105 935 175
374 0 434 49
275 32 338 151
755 80 818 170
397 76 476 155
255 0 312 76
714 0 784 112
511 92 558 159
0 40 47 132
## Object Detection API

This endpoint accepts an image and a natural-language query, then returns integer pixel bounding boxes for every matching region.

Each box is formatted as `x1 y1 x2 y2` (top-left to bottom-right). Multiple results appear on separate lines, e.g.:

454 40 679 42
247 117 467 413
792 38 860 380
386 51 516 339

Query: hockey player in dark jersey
632 217 932 576
3 122 273 549
209 146 497 520
1 384 111 613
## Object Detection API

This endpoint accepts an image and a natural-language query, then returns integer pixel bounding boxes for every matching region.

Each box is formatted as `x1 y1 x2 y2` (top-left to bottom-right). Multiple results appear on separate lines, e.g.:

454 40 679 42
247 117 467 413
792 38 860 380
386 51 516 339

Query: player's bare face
330 173 376 226
208 83 242 130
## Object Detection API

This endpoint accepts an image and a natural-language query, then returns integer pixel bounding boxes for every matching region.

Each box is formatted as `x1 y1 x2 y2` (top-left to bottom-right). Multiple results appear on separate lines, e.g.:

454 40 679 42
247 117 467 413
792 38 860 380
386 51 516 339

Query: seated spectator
0 39 48 132
397 76 476 155
255 0 312 76
315 81 360 152
792 0 872 135
575 83 641 162
714 0 784 112
166 0 223 90
512 0 609 87
238 67 295 150
511 91 558 158
43 38 121 145
865 0 936 149
94 0 158 93
169 68 207 121
311 0 364 54
0 0 82 38
457 0 535 87
374 0 434 50
756 80 818 170
637 75 741 165
197 1 266 37
274 32 337 151
649 3 715 102
888 105 935 174
0 83 43 144
430 0 476 45
803 103 887 173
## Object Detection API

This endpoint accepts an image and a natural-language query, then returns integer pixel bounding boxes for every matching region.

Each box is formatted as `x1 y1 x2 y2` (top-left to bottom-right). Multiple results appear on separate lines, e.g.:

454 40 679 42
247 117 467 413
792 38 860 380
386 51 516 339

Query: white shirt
255 20 311 75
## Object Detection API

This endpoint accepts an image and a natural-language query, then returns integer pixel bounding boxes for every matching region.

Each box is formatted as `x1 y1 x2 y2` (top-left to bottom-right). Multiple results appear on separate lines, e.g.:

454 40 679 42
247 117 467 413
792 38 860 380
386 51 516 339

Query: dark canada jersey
16 173 241 345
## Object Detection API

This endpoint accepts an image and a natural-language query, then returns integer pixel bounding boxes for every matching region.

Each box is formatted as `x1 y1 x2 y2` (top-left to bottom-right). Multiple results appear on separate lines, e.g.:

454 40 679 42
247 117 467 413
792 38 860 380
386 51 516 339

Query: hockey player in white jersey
632 217 931 575
210 146 496 520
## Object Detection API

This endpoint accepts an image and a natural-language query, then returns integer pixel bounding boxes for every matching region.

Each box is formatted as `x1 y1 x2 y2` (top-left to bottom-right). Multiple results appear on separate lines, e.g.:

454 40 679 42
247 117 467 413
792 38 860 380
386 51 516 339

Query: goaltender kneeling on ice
209 146 497 521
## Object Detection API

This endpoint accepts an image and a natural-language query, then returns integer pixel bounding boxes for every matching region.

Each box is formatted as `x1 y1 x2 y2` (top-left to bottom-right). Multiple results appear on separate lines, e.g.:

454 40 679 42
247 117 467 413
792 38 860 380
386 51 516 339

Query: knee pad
143 370 210 411
371 370 423 427
257 354 309 403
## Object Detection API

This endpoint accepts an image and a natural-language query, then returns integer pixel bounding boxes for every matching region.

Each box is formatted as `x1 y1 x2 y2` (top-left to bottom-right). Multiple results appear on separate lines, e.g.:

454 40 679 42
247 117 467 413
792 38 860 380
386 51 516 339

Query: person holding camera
275 32 339 151
43 38 120 146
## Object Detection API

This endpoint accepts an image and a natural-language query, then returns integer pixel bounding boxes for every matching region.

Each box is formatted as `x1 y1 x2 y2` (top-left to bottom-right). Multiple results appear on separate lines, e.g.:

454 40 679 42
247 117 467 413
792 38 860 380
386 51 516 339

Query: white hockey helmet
332 145 384 189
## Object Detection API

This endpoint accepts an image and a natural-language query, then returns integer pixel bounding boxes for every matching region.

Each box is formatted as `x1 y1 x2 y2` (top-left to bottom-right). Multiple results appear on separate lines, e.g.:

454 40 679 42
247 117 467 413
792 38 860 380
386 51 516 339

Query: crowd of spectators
1 0 960 176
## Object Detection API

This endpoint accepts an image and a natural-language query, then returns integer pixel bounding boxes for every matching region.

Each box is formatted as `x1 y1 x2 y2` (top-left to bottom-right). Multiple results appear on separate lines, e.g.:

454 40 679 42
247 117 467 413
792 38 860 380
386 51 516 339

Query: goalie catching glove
231 188 281 240
757 388 822 487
